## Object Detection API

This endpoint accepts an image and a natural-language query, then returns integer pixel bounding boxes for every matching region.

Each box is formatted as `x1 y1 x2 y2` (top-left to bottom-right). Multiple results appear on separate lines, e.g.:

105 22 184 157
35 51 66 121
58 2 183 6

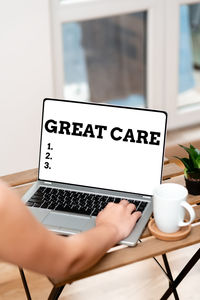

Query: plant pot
185 177 200 195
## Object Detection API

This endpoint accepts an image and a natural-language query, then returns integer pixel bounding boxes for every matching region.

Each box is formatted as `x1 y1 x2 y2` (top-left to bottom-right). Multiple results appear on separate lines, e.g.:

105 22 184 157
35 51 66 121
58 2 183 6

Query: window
62 12 147 107
165 0 200 129
50 0 200 129
178 4 200 108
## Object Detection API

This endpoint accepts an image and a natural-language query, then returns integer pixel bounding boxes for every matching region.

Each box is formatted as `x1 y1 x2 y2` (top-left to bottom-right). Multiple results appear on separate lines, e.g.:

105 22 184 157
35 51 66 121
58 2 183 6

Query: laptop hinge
43 181 52 185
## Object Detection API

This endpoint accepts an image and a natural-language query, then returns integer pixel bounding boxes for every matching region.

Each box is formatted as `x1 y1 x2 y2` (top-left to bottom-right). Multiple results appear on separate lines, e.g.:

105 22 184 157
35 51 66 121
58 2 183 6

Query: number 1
48 143 53 150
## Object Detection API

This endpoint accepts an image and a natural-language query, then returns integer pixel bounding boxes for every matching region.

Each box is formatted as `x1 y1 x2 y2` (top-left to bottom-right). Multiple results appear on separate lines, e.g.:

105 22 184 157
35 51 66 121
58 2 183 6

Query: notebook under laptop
23 98 167 246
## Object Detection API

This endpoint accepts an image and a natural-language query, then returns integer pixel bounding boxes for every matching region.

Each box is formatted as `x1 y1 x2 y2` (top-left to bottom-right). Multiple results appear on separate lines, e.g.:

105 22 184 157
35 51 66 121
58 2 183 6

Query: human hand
96 200 142 242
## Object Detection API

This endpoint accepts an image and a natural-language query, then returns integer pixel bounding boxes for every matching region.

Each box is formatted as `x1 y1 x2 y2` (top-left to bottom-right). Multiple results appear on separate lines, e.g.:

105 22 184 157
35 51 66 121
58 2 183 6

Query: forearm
0 183 68 277
57 223 118 281
0 204 118 281
0 190 64 276
0 182 118 281
0 182 139 282
15 221 118 282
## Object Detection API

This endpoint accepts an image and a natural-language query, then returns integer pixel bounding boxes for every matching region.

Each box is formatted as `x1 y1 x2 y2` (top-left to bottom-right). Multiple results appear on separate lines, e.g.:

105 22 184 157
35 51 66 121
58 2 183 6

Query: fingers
131 211 142 226
127 203 136 213
119 200 136 213
106 202 114 208
119 199 129 206
103 199 139 216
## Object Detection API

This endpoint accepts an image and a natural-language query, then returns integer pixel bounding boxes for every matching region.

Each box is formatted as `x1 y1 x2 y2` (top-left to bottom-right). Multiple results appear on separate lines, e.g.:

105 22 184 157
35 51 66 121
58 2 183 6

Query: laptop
23 98 167 246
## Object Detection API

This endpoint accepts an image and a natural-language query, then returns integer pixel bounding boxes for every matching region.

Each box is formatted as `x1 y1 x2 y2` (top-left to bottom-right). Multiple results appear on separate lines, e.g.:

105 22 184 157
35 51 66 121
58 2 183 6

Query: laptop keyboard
26 187 148 216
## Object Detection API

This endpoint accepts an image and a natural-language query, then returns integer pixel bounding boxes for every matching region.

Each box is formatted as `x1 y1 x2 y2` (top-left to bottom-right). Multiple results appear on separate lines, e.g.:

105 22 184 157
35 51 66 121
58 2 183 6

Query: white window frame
165 0 200 129
50 0 200 129
50 0 165 110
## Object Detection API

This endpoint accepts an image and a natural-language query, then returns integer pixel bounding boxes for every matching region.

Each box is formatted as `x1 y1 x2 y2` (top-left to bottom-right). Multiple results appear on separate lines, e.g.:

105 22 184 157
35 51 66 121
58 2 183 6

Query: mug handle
178 201 195 227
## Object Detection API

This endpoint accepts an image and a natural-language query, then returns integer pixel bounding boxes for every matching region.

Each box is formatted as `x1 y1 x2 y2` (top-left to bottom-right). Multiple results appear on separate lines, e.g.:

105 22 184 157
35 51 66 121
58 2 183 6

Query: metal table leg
18 268 32 300
153 255 179 300
160 248 200 300
162 254 179 300
48 285 65 300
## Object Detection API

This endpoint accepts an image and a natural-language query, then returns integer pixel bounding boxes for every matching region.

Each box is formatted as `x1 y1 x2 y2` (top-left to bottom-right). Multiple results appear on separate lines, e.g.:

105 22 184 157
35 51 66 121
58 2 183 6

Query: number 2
45 152 51 159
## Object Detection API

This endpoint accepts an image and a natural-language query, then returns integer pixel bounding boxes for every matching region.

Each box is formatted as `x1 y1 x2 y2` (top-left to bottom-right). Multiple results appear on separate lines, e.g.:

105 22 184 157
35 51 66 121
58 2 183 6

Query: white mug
153 183 195 233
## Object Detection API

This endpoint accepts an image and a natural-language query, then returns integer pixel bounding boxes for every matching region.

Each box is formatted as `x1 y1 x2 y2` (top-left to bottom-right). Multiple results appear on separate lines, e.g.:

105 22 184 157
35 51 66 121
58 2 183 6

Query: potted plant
175 144 200 195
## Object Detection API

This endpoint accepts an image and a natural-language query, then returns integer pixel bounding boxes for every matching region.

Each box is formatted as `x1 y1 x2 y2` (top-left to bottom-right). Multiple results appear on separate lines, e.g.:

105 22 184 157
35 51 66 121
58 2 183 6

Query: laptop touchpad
43 212 90 231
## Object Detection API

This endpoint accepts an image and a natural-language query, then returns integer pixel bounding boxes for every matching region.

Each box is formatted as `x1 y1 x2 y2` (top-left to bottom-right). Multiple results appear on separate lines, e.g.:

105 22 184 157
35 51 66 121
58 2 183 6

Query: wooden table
1 159 200 300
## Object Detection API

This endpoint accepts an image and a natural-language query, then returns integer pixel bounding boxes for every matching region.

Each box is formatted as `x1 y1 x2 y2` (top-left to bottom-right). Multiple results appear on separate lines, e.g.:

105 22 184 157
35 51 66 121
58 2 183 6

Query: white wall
0 0 54 176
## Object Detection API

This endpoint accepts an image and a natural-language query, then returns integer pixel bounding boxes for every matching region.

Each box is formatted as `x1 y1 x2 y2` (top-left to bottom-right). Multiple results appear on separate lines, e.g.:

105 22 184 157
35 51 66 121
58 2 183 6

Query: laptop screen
39 99 167 196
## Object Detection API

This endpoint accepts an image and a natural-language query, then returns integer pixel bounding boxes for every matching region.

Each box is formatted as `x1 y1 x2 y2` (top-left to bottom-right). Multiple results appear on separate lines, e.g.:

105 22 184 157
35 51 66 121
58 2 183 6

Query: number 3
44 162 49 169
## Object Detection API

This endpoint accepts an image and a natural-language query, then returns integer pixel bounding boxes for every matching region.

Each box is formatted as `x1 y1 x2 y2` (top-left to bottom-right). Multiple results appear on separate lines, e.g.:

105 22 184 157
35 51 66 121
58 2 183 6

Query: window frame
164 0 200 129
50 0 164 110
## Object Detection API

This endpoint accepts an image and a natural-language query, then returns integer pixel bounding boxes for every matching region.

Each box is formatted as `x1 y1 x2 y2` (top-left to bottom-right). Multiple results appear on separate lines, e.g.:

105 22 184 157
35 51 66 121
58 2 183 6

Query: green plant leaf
179 144 198 168
184 168 188 178
174 156 192 171
179 144 191 155
190 144 200 155
196 156 200 168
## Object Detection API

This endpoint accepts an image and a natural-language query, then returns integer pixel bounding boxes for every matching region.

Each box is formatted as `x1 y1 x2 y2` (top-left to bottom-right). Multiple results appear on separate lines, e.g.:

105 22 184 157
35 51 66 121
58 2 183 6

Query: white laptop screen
39 99 167 196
